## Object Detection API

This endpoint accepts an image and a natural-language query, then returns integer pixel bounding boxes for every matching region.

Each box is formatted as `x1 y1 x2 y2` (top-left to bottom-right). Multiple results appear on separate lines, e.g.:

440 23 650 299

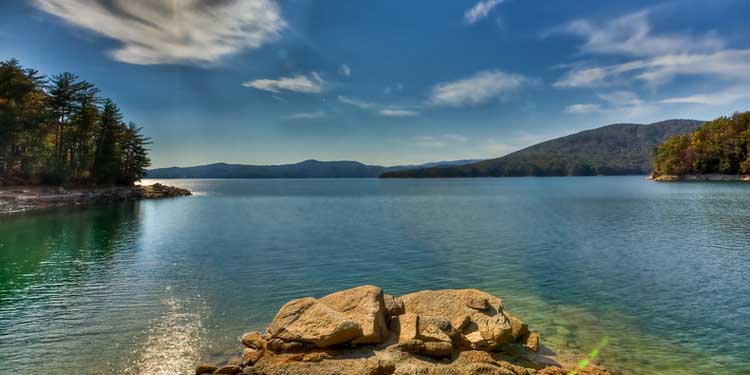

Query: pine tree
120 122 151 185
92 99 124 185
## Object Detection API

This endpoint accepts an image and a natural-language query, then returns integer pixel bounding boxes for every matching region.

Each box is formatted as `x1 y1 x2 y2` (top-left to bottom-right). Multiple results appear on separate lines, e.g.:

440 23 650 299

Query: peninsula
651 112 750 182
0 59 190 214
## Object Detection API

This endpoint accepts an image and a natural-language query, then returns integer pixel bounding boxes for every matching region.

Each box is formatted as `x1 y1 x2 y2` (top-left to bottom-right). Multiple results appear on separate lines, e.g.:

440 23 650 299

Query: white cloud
565 104 601 114
464 0 505 25
659 87 750 105
553 67 609 88
33 0 285 65
338 64 351 77
551 10 750 89
554 49 750 88
339 96 419 117
598 91 642 107
243 73 325 94
415 134 469 148
557 10 724 57
378 109 419 117
337 95 376 109
281 111 326 120
429 69 530 107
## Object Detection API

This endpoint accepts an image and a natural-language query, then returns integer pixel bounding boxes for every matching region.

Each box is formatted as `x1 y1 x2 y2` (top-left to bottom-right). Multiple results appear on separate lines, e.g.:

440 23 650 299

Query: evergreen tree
120 122 151 185
1 59 152 186
92 99 124 185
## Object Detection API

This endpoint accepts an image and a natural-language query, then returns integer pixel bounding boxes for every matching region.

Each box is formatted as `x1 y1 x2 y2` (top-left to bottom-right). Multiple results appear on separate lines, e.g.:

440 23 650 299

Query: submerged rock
199 285 613 375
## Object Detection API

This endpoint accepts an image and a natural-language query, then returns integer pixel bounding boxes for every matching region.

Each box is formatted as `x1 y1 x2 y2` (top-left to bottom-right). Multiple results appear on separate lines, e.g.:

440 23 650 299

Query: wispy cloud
555 10 723 57
464 0 505 25
415 134 469 148
339 96 419 117
33 0 285 65
659 87 750 105
243 73 325 94
337 95 376 109
551 10 750 88
598 91 642 107
429 69 530 107
378 109 419 117
338 64 351 77
565 104 601 114
565 91 642 115
281 111 326 120
554 49 750 88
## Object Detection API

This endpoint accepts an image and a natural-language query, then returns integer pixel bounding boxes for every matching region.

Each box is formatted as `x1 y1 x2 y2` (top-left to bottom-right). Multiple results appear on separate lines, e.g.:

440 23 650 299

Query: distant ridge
146 159 481 179
381 119 703 178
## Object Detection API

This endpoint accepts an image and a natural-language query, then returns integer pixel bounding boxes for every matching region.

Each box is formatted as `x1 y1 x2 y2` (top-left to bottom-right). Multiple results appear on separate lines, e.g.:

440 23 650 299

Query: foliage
652 112 750 176
0 59 150 186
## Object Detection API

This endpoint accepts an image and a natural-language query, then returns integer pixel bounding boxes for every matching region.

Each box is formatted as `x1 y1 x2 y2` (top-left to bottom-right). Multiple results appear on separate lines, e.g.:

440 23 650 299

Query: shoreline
0 183 191 216
648 173 750 182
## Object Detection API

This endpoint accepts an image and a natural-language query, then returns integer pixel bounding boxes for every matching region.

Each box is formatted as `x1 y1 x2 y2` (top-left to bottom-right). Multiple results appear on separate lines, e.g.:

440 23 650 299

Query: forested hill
146 159 481 179
381 119 703 178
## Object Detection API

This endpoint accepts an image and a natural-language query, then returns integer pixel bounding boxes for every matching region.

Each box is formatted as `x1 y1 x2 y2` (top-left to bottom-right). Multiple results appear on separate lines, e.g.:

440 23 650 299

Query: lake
1 177 749 374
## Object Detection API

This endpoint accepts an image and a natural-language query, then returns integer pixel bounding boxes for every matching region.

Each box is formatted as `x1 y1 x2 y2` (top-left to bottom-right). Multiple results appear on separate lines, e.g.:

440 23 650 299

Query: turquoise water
1 177 749 374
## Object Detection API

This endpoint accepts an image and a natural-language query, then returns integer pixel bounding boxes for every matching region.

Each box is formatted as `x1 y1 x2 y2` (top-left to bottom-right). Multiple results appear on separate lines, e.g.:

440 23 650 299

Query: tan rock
195 364 217 375
384 294 405 316
418 315 456 343
422 341 454 357
397 289 518 351
320 285 389 344
267 297 362 348
395 313 419 342
241 331 265 349
504 312 528 340
242 348 262 366
397 338 426 353
524 332 539 352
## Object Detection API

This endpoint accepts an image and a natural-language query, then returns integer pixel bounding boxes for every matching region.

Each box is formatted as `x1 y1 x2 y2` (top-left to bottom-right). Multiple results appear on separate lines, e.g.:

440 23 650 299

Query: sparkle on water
1 177 749 375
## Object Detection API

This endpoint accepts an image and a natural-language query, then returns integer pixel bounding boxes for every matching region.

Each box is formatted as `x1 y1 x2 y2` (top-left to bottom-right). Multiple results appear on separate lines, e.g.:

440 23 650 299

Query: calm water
1 177 749 374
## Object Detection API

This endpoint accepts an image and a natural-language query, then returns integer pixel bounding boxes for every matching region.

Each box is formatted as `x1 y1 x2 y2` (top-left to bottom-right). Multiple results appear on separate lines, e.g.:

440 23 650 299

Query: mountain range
145 159 481 179
380 119 703 178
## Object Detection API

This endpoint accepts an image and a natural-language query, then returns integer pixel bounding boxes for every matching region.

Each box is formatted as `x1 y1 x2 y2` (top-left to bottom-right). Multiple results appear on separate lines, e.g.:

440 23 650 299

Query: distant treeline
0 59 150 186
652 112 750 177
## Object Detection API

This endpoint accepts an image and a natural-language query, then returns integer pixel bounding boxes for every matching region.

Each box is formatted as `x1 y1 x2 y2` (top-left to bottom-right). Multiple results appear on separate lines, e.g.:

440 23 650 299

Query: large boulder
267 297 362 348
319 285 389 344
400 289 515 350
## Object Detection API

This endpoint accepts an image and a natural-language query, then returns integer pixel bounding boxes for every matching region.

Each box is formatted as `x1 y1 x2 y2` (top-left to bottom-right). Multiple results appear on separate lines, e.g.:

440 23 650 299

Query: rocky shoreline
0 183 191 215
198 286 612 375
649 173 750 182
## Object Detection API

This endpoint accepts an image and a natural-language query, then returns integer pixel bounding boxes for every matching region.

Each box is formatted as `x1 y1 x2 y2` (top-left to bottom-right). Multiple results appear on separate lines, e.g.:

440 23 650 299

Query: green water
1 177 748 374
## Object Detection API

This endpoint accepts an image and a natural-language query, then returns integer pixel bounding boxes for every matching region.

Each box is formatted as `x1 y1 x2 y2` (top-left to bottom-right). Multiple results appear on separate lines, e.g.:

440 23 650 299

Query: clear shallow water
1 177 749 375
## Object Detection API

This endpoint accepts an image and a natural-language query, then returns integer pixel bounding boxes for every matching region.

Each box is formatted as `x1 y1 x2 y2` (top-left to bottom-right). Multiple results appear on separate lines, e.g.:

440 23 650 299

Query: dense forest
0 59 150 186
652 112 750 177
381 119 702 178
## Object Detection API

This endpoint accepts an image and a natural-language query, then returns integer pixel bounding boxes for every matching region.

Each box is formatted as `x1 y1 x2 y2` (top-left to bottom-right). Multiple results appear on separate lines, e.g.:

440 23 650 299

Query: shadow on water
0 202 140 302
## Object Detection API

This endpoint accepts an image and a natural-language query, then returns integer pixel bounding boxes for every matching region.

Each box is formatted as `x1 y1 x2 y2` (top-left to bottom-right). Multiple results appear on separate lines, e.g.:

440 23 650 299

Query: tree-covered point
652 112 750 177
0 59 150 186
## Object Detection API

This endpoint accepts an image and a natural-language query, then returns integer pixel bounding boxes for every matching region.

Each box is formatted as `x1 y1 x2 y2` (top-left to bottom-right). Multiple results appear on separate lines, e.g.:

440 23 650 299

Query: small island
651 112 750 182
0 59 189 214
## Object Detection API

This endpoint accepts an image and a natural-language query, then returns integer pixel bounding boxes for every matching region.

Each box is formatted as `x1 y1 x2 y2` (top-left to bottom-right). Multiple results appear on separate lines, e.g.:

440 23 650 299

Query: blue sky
1 0 749 167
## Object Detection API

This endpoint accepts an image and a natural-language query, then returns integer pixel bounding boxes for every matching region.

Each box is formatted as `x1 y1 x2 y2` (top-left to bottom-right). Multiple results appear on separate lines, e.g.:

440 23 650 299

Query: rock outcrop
196 286 613 375
0 183 191 215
